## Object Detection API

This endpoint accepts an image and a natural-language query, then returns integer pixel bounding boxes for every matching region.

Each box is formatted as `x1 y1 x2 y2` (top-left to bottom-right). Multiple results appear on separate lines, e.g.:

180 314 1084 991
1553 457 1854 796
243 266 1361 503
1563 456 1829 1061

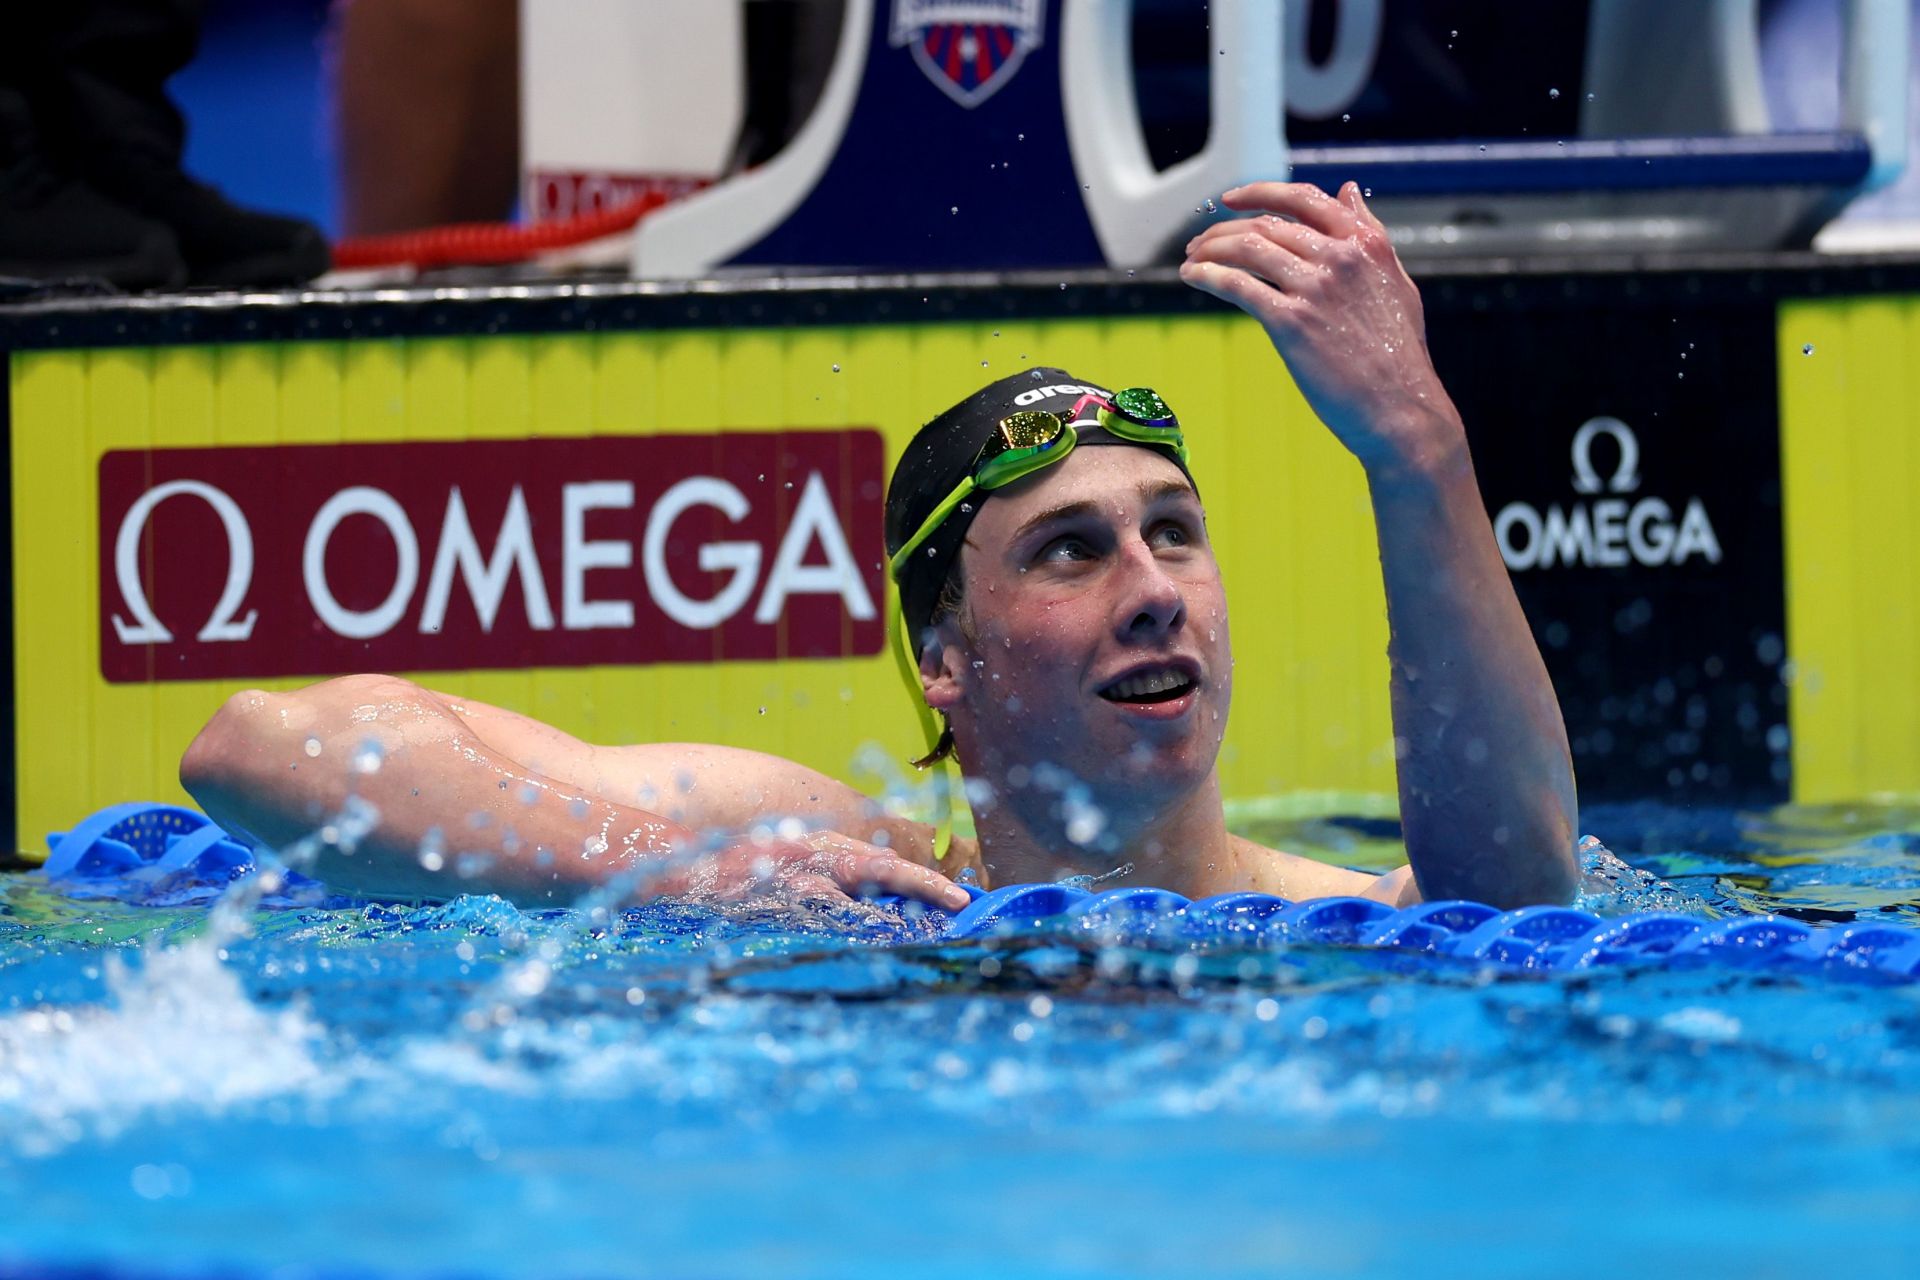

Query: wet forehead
964 446 1200 550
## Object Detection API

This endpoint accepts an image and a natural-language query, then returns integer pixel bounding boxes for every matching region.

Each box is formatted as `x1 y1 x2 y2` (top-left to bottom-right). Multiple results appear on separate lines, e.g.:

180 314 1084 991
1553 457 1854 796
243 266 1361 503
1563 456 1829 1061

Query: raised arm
179 674 967 909
1181 181 1579 908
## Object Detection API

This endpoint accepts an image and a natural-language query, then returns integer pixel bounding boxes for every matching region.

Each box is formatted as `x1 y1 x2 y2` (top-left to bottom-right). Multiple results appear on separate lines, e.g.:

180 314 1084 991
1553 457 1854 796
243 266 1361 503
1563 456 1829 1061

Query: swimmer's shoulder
1224 833 1418 906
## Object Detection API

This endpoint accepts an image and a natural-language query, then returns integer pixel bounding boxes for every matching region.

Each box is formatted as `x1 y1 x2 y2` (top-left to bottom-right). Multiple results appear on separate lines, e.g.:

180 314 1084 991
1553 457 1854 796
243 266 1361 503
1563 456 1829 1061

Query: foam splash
0 939 325 1157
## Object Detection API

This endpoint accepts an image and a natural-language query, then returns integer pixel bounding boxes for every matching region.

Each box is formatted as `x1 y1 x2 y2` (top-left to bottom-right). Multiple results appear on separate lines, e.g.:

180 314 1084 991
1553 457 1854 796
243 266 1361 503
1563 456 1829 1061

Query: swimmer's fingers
1182 226 1322 300
1220 180 1360 238
804 837 972 910
1179 259 1308 332
1185 212 1333 265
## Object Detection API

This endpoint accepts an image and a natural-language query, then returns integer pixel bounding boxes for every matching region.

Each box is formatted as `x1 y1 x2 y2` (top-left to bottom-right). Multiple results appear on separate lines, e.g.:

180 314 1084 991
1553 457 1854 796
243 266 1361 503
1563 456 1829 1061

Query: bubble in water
1802 343 1815 356
303 737 321 758
1341 114 1350 123
1017 132 1025 141
1059 282 1067 290
1549 87 1561 99
1203 197 1218 213
1587 92 1596 102
950 206 958 215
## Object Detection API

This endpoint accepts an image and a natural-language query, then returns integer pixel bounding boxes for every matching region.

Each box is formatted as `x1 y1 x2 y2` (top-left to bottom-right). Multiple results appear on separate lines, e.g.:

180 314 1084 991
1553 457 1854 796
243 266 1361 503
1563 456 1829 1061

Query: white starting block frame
519 0 1911 275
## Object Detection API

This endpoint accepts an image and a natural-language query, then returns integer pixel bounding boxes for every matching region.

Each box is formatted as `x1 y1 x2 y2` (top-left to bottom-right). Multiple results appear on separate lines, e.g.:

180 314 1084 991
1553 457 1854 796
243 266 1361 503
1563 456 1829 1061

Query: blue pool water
4 801 1920 1278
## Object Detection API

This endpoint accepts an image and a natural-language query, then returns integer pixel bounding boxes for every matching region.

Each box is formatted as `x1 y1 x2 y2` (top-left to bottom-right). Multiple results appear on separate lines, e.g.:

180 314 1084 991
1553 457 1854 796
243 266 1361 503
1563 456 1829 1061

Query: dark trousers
1 0 206 167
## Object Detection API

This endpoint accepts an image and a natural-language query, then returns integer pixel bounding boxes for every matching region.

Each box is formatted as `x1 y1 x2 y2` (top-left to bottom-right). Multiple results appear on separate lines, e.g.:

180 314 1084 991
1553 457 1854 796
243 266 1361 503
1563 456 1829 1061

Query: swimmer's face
924 447 1232 822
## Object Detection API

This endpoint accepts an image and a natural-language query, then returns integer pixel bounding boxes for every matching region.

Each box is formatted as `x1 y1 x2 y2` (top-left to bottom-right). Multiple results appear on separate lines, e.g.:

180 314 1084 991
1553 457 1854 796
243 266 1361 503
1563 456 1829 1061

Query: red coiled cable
331 191 676 270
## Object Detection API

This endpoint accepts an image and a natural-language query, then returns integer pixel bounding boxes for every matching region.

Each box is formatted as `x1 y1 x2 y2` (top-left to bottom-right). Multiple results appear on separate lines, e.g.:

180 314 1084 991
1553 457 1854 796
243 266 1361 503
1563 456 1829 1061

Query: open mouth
1099 668 1198 705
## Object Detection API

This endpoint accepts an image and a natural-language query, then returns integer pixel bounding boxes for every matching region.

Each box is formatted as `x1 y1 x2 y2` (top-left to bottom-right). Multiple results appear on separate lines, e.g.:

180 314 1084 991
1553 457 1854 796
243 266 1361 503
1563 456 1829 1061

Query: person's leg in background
332 0 520 236
26 0 330 287
0 7 188 289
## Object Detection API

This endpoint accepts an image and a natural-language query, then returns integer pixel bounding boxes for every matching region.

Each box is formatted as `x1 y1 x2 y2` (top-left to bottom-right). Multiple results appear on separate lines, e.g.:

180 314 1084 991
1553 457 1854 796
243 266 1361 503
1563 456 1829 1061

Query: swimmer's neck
963 769 1236 897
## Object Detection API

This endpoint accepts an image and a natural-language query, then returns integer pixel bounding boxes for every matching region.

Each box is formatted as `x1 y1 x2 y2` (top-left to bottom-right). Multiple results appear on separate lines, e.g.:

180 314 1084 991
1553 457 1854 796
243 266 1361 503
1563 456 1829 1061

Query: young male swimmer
179 182 1580 912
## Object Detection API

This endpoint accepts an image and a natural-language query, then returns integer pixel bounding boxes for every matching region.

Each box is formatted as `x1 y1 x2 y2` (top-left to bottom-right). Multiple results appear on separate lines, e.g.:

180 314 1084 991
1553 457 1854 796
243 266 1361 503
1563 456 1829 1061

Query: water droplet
1363 187 1372 197
981 359 989 367
1203 197 1218 213
831 363 841 373
1802 343 1815 356
758 706 767 715
351 739 385 775
1549 87 1560 99
303 737 322 758
1341 113 1351 123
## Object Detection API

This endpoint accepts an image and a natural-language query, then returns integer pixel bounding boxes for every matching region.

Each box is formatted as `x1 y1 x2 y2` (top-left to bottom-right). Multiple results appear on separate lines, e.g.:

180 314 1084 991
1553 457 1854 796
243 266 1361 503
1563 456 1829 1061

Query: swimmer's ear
918 619 968 712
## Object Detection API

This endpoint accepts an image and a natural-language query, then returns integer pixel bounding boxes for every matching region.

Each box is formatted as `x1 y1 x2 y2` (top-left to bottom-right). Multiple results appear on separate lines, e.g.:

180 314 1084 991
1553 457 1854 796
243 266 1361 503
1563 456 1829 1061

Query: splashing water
5 801 1920 1277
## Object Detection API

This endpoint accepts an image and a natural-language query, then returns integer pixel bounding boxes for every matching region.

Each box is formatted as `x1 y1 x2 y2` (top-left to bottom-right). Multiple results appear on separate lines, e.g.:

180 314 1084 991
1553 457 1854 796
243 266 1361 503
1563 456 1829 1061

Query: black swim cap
885 366 1198 656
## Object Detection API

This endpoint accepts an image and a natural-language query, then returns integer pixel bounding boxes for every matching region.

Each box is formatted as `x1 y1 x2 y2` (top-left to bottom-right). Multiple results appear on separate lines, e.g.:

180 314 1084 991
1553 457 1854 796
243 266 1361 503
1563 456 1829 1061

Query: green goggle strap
888 584 956 861
888 477 977 579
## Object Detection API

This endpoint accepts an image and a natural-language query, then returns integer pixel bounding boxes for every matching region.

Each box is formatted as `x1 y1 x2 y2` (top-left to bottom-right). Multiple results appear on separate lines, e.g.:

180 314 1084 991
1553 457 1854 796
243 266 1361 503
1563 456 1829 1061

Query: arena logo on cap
891 0 1044 108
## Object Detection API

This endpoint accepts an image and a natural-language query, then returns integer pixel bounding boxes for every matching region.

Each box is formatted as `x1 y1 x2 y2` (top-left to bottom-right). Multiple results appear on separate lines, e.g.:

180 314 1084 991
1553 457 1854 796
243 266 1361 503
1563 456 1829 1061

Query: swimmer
179 182 1579 912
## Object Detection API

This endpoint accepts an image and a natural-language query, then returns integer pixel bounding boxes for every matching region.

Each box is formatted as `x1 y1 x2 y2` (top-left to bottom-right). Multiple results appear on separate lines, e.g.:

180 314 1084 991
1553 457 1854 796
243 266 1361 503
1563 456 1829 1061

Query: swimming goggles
886 387 1185 579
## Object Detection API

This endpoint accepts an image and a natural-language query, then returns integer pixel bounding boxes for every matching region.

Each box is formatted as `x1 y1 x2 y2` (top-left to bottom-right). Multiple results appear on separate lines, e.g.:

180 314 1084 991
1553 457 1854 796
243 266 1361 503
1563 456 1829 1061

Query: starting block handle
632 0 878 278
1846 0 1911 191
1063 0 1288 267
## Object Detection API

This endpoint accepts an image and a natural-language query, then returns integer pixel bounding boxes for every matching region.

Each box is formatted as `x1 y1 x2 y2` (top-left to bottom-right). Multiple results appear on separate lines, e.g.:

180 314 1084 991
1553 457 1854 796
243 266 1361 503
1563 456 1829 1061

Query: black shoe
89 154 330 288
0 153 186 290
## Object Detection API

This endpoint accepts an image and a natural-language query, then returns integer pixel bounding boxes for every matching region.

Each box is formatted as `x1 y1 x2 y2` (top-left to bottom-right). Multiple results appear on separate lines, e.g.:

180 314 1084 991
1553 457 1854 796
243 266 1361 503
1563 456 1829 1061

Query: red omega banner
97 431 888 683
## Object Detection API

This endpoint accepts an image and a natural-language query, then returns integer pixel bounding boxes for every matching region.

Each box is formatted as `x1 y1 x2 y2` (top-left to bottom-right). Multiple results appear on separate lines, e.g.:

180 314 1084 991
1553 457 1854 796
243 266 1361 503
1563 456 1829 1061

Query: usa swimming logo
891 0 1044 109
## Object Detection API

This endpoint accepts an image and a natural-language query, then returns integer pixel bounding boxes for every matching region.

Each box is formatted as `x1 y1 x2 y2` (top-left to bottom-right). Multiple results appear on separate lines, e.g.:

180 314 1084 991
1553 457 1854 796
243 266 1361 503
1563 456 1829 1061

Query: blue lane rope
35 803 1920 982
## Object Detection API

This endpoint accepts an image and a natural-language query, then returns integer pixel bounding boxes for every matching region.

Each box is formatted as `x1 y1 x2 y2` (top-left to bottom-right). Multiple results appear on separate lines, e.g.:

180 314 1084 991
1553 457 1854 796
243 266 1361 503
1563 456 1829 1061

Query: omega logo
1494 416 1722 572
108 473 876 646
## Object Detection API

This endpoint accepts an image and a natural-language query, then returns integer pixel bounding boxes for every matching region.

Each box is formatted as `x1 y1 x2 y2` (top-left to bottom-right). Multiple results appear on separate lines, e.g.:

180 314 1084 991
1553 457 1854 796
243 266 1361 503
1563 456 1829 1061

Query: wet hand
1179 181 1463 472
650 828 972 911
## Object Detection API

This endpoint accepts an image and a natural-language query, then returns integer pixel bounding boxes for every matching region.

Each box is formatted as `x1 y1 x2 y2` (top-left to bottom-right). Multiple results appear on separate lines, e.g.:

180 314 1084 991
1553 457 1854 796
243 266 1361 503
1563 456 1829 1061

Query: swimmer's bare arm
1182 180 1579 909
413 691 943 860
179 675 968 909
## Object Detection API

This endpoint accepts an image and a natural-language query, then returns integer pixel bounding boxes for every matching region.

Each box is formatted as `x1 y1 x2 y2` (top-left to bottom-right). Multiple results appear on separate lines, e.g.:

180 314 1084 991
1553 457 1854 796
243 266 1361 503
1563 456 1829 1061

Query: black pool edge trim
1 350 14 863
7 250 1920 351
